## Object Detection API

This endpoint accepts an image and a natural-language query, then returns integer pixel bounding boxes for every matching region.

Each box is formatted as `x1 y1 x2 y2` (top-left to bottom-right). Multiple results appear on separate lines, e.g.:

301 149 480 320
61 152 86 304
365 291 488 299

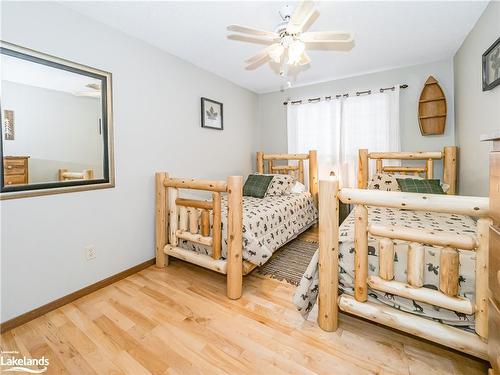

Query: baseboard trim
0 258 155 333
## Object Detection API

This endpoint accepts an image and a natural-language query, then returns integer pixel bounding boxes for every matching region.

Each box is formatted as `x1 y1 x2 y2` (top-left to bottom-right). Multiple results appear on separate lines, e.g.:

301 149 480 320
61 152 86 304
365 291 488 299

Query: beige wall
258 59 456 180
0 2 258 322
454 1 500 197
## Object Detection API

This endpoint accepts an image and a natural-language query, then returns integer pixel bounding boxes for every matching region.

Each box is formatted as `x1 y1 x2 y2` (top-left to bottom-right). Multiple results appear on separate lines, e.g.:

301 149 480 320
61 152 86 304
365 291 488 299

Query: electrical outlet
85 246 96 261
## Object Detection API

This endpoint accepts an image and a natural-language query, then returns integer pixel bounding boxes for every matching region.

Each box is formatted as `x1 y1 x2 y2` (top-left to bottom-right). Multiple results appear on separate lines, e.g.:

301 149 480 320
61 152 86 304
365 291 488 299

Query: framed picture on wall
201 97 223 130
482 37 500 91
3 110 15 140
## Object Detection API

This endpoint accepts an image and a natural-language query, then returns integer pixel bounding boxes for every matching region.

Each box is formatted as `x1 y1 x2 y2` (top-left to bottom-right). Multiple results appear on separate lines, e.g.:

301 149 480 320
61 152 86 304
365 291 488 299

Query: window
287 88 400 187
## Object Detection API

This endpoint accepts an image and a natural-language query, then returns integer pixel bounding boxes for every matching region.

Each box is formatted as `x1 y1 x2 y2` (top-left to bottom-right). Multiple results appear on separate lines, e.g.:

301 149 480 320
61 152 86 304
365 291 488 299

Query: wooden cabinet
3 156 29 185
484 132 500 374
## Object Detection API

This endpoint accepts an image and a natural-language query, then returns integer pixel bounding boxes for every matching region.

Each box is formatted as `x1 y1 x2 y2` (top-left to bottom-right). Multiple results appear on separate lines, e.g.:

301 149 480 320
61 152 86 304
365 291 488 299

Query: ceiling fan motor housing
279 4 293 21
276 4 294 36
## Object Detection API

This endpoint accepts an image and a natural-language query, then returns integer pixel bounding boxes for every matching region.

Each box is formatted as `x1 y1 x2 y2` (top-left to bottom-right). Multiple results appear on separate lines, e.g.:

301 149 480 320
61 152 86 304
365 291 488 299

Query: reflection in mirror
0 42 113 199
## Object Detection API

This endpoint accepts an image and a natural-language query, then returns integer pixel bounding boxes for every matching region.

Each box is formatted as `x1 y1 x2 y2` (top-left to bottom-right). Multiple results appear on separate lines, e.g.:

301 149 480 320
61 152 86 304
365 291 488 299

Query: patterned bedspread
179 192 318 266
293 207 477 329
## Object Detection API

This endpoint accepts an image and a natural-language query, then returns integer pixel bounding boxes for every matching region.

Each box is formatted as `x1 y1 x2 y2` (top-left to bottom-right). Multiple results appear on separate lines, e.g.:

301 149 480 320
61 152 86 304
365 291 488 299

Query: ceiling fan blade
245 43 281 64
227 34 276 45
301 10 320 32
227 24 278 38
245 55 271 70
286 0 315 34
301 31 353 43
305 40 355 51
298 52 311 66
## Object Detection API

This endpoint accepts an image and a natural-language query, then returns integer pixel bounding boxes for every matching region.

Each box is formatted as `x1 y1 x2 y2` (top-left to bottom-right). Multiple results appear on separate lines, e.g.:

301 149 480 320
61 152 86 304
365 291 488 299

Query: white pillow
290 181 307 194
262 174 296 196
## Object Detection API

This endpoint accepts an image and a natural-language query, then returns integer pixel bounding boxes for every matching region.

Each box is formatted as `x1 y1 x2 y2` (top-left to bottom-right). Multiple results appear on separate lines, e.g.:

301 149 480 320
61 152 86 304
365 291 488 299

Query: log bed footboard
155 173 244 299
318 178 491 359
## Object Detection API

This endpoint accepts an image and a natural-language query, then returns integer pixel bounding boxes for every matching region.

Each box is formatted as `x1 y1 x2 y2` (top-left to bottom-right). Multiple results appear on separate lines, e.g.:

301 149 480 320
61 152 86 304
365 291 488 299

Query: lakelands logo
0 351 49 373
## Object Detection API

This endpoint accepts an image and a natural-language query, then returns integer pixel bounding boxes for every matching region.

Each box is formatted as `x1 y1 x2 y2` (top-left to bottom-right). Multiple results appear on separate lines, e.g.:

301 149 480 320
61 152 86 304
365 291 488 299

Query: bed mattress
294 206 477 329
179 192 318 266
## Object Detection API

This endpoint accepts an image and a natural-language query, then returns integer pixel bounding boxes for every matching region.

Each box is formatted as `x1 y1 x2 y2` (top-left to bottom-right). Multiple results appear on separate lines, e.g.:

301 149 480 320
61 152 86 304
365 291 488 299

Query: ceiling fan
74 83 101 98
227 0 354 75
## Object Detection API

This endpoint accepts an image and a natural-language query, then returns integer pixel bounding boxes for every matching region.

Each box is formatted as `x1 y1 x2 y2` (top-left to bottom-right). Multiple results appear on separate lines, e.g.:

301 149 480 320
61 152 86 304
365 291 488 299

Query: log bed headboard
256 150 318 206
357 146 458 195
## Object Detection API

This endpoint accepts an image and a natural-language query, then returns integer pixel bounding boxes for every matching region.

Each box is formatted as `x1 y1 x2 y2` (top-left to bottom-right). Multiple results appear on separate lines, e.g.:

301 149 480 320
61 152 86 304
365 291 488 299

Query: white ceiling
63 1 489 94
1 54 101 96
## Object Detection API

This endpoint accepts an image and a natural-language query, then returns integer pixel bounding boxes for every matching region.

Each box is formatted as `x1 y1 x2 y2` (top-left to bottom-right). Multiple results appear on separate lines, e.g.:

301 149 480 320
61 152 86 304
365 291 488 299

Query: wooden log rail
318 178 491 359
358 146 457 194
338 188 489 217
156 172 243 299
368 223 478 250
256 150 318 206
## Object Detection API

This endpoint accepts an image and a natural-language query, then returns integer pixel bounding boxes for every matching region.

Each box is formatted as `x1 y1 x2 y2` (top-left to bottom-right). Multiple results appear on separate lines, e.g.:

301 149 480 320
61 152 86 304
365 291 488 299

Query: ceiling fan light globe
288 40 305 65
268 44 285 63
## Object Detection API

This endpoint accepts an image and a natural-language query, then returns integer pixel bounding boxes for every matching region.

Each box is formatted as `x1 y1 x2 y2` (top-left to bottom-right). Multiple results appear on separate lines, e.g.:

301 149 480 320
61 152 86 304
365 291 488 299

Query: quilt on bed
293 207 477 329
179 192 318 266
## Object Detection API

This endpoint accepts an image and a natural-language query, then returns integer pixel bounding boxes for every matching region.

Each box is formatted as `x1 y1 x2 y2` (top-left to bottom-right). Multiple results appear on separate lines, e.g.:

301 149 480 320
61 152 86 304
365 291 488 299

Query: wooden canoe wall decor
418 76 447 135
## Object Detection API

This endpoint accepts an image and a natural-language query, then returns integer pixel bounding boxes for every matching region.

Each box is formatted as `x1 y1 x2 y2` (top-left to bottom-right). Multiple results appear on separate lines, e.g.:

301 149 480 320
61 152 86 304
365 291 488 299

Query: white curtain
287 88 400 187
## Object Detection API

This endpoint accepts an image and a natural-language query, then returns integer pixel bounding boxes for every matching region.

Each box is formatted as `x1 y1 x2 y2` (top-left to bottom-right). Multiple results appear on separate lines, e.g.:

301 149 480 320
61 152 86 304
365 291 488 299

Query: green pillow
243 174 274 198
396 178 445 194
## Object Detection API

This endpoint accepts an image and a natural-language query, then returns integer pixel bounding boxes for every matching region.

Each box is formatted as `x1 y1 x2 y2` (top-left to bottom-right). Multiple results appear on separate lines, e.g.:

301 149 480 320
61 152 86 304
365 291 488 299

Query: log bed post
227 176 243 299
84 169 94 180
309 150 318 207
443 146 457 195
358 149 368 189
256 151 264 174
58 168 67 181
155 172 168 268
476 217 492 340
318 178 340 331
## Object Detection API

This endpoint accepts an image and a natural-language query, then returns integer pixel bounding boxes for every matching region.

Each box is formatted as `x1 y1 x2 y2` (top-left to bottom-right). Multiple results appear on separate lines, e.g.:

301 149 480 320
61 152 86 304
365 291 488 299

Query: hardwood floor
1 233 488 374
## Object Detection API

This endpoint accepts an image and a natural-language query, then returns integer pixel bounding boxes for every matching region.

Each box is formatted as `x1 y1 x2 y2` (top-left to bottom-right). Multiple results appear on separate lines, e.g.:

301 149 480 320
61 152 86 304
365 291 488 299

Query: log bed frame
155 150 318 300
318 147 492 359
58 168 94 181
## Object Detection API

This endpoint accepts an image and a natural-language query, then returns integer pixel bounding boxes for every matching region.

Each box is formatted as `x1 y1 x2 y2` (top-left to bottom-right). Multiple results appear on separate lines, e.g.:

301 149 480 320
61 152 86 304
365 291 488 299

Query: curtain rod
283 84 408 105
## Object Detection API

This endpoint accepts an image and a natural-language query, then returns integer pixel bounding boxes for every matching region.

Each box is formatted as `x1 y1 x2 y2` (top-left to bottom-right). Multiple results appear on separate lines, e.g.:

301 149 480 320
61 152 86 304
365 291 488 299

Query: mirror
0 41 114 199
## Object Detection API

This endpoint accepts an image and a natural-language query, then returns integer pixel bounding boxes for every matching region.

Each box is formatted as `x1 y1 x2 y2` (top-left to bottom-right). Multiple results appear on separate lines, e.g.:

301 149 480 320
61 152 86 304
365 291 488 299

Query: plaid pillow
243 174 274 198
396 178 445 194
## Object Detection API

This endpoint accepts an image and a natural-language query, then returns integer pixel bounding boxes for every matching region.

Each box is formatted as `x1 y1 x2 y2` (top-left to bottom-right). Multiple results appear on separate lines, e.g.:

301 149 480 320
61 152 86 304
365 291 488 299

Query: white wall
0 2 258 322
258 59 455 180
454 1 500 197
2 81 103 183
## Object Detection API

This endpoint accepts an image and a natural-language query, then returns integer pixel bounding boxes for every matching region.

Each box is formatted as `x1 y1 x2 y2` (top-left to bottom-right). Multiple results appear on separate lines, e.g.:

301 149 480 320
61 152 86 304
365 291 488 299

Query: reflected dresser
3 156 29 185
